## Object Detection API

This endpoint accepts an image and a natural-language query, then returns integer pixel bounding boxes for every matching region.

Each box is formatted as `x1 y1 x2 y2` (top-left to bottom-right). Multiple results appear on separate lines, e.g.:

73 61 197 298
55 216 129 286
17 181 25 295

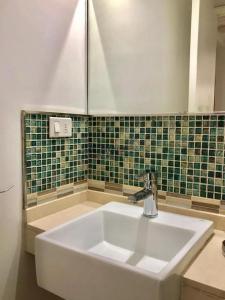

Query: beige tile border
74 182 88 192
191 196 221 206
28 179 224 217
191 196 220 214
105 182 123 192
88 179 105 191
27 193 38 207
37 192 57 206
37 188 56 197
122 184 142 196
27 181 88 208
87 180 224 216
87 189 127 205
25 180 225 230
165 196 192 209
26 191 87 223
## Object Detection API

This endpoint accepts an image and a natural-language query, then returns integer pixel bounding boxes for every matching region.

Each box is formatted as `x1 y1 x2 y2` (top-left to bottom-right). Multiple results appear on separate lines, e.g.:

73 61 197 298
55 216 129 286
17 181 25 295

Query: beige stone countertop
27 200 102 233
183 229 225 298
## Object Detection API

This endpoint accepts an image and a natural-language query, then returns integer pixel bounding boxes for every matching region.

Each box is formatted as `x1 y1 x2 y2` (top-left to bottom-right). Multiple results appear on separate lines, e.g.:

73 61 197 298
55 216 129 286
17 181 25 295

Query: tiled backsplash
23 112 88 204
88 115 225 201
24 113 225 207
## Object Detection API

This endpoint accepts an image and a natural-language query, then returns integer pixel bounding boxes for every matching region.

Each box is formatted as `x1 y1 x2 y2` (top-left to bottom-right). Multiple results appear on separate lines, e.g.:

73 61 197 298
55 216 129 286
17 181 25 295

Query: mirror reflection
88 0 225 114
215 1 225 111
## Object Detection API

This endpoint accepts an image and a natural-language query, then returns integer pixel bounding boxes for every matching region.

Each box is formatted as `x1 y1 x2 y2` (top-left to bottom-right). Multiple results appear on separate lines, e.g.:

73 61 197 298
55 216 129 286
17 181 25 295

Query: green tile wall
24 113 225 201
24 113 88 195
88 115 225 200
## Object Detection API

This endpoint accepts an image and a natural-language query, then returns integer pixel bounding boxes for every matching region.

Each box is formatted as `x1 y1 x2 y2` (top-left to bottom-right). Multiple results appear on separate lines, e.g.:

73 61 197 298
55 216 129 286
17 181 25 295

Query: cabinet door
88 0 191 115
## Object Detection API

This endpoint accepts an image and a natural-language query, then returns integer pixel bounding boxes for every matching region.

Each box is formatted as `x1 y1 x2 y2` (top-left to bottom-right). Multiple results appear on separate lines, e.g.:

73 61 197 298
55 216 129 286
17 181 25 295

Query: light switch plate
49 117 72 138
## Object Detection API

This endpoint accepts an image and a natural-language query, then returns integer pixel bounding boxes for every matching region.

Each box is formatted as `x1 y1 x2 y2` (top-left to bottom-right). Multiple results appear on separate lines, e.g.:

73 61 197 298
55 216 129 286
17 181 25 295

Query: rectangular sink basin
35 202 213 300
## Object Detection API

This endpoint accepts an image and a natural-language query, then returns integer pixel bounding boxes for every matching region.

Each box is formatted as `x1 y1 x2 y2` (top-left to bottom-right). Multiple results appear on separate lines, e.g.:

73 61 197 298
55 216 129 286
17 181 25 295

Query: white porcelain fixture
35 202 213 300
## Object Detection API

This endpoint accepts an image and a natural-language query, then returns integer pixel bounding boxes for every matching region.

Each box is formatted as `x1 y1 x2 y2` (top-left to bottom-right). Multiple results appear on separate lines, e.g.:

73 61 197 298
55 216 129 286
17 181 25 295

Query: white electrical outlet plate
49 117 72 138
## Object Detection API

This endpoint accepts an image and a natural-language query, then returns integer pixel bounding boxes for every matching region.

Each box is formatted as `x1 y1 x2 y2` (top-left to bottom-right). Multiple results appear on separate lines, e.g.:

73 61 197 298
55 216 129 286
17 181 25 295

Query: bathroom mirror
214 1 225 111
88 0 225 114
189 0 225 113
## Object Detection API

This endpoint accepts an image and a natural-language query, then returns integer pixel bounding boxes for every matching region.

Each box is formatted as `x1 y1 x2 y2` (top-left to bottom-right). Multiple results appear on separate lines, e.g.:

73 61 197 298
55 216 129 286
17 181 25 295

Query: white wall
0 1 86 299
189 0 217 112
88 0 192 115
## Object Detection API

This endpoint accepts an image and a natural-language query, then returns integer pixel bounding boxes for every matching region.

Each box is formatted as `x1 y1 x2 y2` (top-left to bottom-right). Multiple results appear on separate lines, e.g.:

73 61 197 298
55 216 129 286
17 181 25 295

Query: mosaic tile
23 113 89 203
88 115 225 201
24 112 225 206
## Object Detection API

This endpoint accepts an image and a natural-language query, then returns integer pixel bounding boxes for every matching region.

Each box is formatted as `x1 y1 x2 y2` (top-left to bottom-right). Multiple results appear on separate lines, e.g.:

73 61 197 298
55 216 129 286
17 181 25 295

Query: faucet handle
149 171 157 183
137 170 157 190
136 170 151 189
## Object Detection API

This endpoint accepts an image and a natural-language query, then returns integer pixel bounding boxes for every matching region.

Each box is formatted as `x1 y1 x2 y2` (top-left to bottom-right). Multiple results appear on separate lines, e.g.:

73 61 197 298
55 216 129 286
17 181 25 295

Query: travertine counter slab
183 230 225 299
28 201 102 232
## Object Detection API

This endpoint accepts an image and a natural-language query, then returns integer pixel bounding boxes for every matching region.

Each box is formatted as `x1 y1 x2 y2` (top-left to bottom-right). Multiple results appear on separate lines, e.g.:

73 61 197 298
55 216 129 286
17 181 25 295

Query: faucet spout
128 171 158 218
143 191 158 218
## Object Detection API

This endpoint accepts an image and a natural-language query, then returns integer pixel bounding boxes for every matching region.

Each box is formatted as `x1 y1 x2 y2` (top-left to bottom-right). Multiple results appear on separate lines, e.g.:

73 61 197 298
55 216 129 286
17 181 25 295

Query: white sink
35 202 213 300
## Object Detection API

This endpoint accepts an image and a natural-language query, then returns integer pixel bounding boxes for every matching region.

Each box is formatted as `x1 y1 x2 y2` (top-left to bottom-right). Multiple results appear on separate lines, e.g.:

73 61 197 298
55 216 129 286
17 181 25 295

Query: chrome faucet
129 171 158 218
